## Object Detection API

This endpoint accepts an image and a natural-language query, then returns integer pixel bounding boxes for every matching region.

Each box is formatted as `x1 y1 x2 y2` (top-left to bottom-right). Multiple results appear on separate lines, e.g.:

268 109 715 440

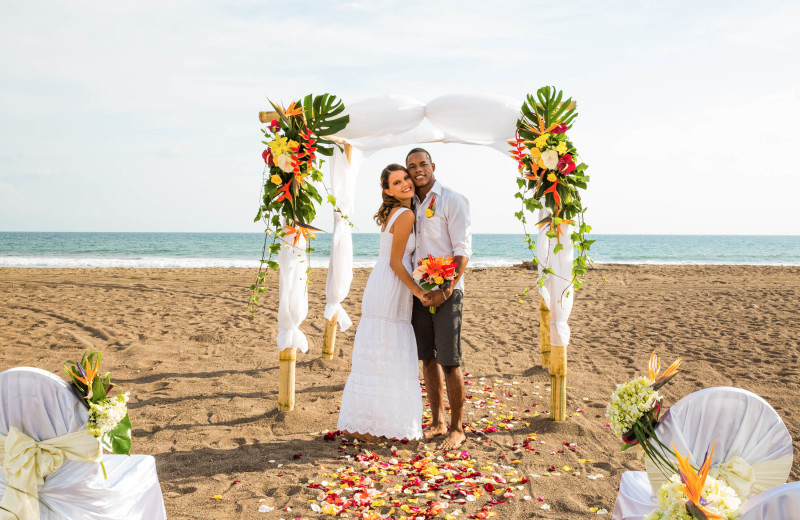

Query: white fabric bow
647 454 794 501
0 426 101 520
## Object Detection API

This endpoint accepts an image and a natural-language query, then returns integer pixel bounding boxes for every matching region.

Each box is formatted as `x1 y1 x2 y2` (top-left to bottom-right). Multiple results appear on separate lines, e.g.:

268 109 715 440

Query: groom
407 148 472 450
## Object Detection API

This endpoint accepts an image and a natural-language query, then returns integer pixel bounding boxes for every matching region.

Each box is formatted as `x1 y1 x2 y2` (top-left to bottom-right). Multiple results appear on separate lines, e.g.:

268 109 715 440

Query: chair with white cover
613 387 793 520
739 481 800 520
0 367 166 520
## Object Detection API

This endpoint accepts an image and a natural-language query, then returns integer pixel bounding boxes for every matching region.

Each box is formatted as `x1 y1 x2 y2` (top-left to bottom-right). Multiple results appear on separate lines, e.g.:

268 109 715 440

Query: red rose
262 149 274 166
551 123 569 134
557 154 576 174
269 119 281 132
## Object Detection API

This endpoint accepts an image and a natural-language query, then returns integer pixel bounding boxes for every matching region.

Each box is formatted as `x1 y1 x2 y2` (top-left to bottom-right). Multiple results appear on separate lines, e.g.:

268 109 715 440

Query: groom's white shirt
413 180 472 293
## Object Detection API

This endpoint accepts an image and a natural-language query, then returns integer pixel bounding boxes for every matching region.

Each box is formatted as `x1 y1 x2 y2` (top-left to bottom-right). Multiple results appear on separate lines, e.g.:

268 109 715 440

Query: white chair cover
0 367 166 519
739 481 800 520
613 387 793 520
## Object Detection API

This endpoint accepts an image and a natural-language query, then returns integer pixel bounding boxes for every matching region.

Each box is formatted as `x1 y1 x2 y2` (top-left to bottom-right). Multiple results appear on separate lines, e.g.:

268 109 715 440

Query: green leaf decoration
103 413 132 455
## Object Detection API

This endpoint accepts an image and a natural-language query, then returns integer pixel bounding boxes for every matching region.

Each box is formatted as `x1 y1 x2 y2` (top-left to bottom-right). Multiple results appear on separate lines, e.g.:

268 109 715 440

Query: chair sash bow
0 426 101 520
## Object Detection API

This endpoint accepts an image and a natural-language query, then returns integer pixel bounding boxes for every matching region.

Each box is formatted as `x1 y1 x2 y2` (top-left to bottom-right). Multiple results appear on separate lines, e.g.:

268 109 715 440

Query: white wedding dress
337 208 423 440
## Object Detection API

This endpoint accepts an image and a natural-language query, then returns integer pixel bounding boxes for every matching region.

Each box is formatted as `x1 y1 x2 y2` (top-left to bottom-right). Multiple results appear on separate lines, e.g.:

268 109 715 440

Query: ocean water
0 232 799 268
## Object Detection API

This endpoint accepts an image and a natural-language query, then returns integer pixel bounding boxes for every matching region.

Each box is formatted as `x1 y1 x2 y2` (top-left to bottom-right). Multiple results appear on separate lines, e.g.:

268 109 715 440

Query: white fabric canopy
612 387 793 520
278 93 575 354
320 94 565 349
0 367 166 520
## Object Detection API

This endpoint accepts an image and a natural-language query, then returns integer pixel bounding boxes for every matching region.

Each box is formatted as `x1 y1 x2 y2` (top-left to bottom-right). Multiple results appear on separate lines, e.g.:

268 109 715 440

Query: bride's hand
415 288 429 301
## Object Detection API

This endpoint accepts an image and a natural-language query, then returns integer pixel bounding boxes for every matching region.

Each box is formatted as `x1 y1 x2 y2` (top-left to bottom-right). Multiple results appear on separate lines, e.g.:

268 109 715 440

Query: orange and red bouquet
412 255 458 314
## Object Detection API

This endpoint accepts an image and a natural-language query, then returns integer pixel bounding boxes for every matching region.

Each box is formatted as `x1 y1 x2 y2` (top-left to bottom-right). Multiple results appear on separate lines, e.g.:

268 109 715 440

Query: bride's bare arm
389 210 427 300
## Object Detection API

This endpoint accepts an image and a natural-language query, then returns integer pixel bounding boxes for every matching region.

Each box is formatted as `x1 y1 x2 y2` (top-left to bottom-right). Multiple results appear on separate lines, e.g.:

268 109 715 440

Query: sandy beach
1 264 798 519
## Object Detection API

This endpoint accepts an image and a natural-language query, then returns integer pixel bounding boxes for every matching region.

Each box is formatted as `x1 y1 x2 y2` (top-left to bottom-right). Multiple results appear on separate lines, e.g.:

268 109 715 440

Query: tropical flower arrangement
605 351 683 474
509 86 593 290
412 255 458 314
645 443 741 520
63 350 131 478
249 94 350 312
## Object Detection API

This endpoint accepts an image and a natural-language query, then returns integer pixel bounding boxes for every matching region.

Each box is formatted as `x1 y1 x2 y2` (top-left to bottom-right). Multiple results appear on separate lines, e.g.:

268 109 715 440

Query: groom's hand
425 291 446 307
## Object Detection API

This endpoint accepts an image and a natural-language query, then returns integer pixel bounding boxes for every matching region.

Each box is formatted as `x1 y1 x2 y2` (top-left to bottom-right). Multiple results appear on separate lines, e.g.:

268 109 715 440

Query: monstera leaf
518 86 578 141
302 93 350 156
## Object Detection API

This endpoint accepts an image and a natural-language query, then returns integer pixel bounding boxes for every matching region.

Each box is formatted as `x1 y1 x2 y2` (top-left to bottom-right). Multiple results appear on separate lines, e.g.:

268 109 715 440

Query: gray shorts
412 289 463 367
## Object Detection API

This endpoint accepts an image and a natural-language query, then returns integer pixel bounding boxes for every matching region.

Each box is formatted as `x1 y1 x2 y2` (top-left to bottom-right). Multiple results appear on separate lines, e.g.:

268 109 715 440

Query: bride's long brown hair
374 164 412 228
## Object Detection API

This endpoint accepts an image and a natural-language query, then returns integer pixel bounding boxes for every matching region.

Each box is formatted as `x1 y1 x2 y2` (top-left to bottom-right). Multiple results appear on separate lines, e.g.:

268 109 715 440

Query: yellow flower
547 172 557 182
530 148 542 159
533 133 550 149
267 135 290 156
556 141 568 155
434 276 444 285
425 208 434 218
287 139 299 151
537 159 545 169
270 174 282 185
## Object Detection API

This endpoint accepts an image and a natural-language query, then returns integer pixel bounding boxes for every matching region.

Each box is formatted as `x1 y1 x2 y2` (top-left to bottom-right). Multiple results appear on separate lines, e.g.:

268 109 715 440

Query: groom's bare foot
439 430 466 450
423 423 448 440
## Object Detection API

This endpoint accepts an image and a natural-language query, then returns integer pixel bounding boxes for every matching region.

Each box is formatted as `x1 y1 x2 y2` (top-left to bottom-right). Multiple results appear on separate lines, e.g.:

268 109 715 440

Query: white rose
276 154 294 173
412 267 424 281
541 149 559 170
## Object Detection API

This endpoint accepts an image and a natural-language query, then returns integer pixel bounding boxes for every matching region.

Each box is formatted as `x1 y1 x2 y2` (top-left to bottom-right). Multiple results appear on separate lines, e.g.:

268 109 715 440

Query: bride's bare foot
345 431 382 443
439 430 466 451
423 423 448 440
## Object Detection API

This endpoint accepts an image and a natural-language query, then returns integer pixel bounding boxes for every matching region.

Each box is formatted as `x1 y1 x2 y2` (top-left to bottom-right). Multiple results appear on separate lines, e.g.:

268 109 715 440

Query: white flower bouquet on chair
606 351 683 475
645 443 741 520
63 350 131 477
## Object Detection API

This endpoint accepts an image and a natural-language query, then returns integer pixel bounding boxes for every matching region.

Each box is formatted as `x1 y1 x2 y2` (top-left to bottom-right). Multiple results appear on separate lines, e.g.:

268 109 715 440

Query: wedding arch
256 90 589 421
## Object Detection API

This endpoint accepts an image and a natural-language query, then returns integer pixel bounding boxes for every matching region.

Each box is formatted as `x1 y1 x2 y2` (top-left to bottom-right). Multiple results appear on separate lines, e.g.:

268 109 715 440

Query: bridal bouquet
64 350 132 476
645 443 741 520
412 255 458 314
605 351 682 474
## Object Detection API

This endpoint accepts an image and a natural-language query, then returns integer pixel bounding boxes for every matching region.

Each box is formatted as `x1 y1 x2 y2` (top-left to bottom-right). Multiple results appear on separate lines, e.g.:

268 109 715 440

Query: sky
1 0 799 235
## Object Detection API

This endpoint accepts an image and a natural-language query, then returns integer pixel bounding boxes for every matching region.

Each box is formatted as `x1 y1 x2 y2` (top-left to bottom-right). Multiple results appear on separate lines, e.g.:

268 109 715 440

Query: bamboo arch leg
539 296 551 369
278 348 297 411
321 312 338 360
549 344 567 421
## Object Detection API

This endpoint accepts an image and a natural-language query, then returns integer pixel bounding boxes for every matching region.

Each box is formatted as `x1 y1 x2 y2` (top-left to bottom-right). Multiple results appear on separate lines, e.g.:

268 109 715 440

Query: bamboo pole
539 296 551 369
549 344 567 421
321 312 338 359
278 348 297 411
259 111 280 123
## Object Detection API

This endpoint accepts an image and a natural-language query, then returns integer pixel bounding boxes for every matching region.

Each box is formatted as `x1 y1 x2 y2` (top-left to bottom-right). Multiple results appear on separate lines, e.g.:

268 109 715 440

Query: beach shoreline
1 265 798 519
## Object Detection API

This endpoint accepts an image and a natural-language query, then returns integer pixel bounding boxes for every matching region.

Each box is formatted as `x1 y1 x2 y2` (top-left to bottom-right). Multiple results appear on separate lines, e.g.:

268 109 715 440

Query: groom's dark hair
405 147 432 164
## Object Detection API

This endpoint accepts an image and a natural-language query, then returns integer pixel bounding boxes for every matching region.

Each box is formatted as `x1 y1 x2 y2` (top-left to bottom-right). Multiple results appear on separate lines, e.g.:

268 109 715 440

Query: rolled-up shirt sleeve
447 193 472 258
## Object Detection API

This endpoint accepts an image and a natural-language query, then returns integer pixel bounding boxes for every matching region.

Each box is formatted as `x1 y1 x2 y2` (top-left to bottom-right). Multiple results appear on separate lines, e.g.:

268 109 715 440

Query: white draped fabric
0 367 166 520
318 94 521 345
535 209 574 347
612 387 793 520
323 147 364 332
277 232 309 352
740 481 800 520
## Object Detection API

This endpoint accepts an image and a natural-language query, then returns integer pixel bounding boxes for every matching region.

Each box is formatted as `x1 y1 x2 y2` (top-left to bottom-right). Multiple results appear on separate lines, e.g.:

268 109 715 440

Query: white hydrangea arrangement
645 443 741 520
644 474 741 520
87 392 130 438
605 351 683 475
606 376 660 437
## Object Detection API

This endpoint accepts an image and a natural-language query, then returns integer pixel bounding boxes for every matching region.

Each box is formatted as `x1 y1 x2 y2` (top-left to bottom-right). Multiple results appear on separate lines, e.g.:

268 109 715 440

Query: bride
337 164 429 442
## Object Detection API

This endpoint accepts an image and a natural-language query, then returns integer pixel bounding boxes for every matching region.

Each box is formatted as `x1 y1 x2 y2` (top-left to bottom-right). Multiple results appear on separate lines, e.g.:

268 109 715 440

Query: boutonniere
424 195 437 218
